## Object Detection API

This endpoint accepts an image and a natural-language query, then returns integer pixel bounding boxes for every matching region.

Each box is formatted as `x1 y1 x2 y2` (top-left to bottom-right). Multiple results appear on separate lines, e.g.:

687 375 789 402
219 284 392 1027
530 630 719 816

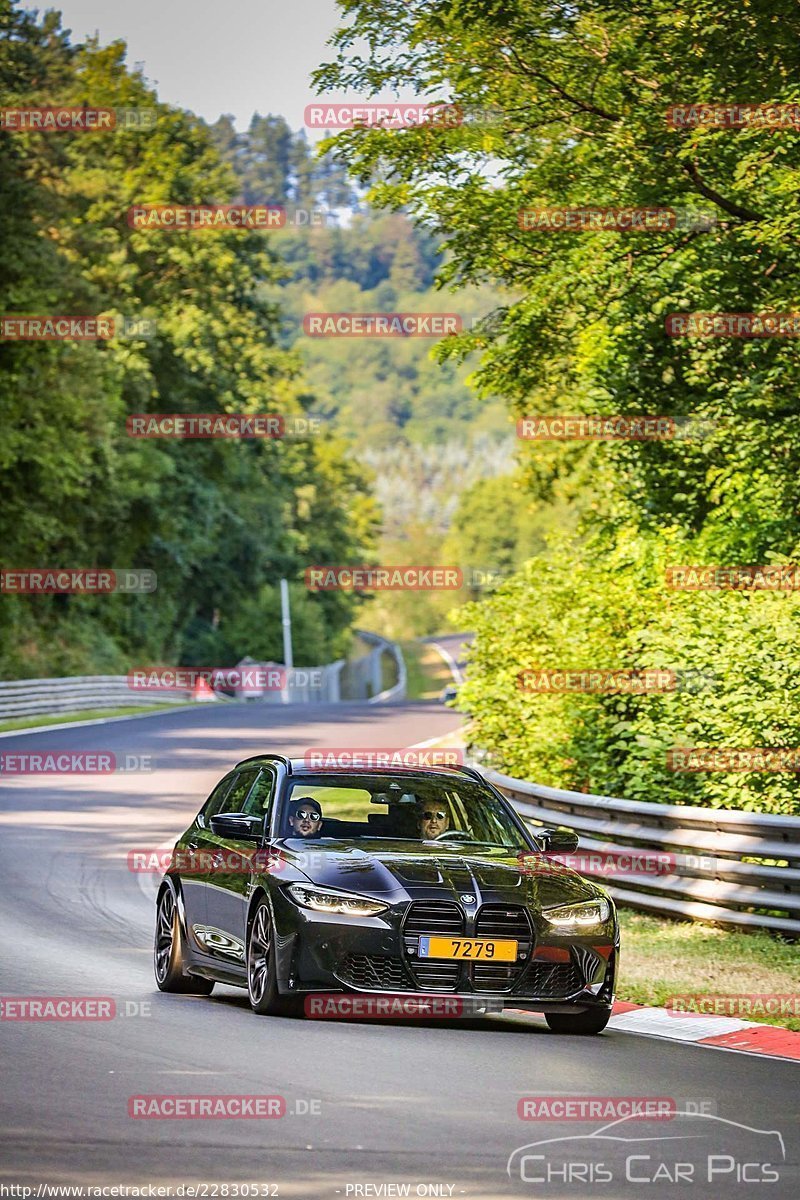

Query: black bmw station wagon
154 755 618 1033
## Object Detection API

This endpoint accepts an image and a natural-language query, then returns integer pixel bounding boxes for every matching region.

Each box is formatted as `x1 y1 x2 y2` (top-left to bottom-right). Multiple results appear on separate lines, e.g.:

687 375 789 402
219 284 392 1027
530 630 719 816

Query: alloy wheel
248 904 270 1005
155 890 175 984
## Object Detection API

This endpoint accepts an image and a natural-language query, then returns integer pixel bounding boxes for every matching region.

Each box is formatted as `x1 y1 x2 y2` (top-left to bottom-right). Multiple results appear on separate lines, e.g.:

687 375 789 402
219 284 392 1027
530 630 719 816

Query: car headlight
542 898 611 928
286 883 389 917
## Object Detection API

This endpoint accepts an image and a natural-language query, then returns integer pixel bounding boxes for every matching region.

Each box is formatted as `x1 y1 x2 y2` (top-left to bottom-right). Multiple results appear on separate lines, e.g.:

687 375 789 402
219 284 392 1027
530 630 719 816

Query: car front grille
403 900 463 991
471 905 533 992
337 953 409 991
519 958 585 1000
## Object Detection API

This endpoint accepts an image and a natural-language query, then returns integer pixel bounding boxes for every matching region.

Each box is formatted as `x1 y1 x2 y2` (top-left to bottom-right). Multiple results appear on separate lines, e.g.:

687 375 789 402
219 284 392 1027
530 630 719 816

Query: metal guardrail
0 631 408 721
0 675 192 721
483 767 800 936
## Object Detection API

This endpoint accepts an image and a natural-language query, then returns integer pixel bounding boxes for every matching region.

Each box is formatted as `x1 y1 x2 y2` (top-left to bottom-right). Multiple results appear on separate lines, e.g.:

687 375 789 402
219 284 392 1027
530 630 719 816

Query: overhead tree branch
502 44 621 122
682 161 764 222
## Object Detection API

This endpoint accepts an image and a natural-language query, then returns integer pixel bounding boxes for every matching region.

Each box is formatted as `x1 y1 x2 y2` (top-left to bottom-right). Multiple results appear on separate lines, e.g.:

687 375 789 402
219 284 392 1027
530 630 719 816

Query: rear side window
216 768 260 816
198 773 236 825
241 768 276 817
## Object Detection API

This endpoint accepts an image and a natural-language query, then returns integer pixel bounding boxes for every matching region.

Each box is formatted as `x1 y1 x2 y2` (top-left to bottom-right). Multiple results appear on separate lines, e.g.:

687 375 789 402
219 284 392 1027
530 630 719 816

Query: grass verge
617 908 800 1030
402 640 455 701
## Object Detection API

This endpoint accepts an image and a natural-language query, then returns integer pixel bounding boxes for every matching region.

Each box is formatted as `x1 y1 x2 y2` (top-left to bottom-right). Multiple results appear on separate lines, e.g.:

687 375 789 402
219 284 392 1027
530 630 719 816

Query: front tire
154 886 214 995
247 898 298 1016
545 1007 611 1035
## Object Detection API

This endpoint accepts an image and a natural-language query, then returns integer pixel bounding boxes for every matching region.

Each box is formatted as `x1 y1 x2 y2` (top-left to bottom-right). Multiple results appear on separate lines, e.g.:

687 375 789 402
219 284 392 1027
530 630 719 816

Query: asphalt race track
1 701 797 1198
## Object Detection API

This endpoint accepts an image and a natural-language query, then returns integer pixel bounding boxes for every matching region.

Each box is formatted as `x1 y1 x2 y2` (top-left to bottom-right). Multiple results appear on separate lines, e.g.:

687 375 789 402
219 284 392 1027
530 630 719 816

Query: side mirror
209 812 263 841
535 826 579 854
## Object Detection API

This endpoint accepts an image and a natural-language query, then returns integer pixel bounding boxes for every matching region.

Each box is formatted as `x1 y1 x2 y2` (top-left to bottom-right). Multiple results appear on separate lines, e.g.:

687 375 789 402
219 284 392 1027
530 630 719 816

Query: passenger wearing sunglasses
418 803 450 840
288 798 323 838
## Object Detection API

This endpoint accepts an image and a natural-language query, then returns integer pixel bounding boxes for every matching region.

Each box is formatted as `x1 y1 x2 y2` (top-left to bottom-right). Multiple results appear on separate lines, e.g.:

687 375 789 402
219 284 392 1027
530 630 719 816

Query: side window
241 768 276 817
216 768 260 816
199 773 236 826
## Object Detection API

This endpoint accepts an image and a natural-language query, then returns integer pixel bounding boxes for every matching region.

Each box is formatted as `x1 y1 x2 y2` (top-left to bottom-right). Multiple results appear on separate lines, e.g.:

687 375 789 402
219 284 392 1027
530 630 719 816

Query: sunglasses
421 810 447 821
293 810 321 821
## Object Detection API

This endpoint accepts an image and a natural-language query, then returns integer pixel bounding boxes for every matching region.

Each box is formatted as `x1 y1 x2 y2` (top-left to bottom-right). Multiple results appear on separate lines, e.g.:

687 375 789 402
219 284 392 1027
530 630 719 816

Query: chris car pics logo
507 1112 784 1186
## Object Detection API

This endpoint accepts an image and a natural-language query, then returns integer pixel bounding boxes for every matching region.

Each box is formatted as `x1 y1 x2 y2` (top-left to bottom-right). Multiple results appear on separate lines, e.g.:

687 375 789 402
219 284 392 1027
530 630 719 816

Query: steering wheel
433 829 476 842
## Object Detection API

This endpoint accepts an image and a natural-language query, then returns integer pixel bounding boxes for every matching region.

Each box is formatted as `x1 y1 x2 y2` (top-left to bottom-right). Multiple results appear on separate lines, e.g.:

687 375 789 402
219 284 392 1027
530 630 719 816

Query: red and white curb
607 999 800 1061
502 1000 800 1061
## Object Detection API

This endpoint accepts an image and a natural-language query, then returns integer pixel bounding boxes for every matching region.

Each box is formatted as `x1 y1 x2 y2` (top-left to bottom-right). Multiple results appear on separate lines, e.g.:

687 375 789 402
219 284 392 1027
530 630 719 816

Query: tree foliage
0 2 377 676
317 0 800 809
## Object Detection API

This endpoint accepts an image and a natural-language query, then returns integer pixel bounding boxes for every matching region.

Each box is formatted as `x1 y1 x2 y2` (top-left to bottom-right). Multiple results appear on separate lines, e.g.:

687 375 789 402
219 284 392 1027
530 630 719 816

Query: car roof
232 753 487 784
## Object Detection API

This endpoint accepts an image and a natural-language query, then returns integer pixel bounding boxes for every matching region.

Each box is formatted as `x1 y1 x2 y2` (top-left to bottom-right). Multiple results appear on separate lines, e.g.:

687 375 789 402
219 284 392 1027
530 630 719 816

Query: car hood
276 837 605 909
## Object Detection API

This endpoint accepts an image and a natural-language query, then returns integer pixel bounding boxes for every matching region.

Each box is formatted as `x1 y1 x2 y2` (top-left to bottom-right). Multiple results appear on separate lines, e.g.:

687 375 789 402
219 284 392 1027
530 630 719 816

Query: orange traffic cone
192 676 218 702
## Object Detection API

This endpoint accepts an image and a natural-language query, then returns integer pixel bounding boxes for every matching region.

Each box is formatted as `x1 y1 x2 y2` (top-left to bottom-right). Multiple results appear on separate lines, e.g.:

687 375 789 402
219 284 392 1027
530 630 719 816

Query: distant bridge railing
482 766 800 937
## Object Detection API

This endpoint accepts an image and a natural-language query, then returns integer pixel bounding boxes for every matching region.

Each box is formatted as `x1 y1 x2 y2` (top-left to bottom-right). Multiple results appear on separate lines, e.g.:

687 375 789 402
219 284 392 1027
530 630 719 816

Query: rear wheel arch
157 875 188 936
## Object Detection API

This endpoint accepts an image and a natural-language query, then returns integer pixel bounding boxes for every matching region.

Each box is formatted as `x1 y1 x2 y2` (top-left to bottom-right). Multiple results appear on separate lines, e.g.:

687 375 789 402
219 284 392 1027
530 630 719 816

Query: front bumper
271 889 617 1010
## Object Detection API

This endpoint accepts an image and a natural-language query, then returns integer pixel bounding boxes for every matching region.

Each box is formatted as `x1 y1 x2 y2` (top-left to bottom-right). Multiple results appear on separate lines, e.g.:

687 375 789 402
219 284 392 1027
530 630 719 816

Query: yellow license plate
418 936 518 961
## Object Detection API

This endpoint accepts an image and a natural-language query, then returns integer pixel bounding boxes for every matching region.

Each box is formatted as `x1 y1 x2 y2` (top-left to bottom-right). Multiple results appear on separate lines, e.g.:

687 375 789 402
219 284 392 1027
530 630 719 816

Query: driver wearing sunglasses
418 803 450 840
288 798 323 838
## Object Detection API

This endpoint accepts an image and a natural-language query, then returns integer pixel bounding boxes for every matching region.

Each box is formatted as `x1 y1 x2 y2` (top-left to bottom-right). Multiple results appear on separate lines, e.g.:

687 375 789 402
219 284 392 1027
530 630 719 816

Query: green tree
0 2 377 677
315 0 800 808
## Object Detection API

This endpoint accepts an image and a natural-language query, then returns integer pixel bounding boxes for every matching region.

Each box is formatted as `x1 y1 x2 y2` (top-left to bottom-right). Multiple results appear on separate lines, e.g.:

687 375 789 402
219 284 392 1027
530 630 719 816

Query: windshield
278 774 530 850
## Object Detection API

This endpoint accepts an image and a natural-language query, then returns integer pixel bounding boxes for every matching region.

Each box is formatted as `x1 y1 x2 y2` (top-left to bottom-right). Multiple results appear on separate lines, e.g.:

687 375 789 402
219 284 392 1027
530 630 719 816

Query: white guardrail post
480 766 800 936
